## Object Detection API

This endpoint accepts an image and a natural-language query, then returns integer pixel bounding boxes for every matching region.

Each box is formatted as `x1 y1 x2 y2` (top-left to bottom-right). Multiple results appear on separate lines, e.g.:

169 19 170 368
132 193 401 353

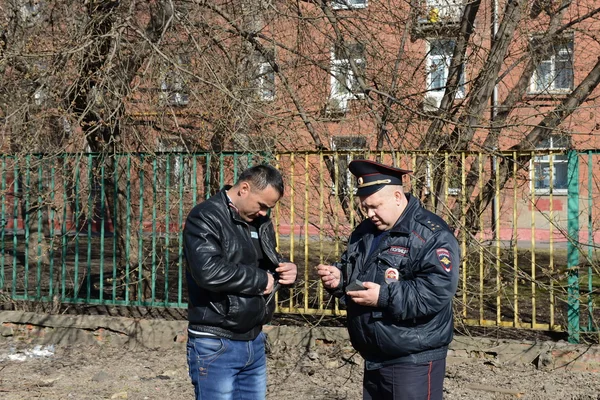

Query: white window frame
31 60 49 106
332 0 367 10
257 61 275 102
425 39 466 108
425 158 461 196
330 43 366 113
331 136 367 195
160 54 190 107
531 136 569 195
157 140 192 192
529 36 574 94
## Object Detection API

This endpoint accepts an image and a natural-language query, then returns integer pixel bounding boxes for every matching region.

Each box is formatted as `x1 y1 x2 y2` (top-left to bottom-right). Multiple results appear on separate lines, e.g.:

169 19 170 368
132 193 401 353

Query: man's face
359 186 404 231
237 183 281 222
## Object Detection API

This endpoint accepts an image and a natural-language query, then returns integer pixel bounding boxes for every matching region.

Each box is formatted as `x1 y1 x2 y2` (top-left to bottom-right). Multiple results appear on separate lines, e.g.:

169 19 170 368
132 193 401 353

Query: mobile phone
346 280 367 292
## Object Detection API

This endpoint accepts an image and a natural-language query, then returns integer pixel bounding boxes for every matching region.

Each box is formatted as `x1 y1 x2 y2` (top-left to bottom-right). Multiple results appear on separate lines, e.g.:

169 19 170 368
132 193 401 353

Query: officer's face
237 182 281 222
359 186 405 231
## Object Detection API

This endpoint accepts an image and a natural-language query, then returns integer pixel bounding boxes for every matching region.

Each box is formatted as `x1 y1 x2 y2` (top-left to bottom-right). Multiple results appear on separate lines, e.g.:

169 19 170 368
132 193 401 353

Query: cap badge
384 267 399 283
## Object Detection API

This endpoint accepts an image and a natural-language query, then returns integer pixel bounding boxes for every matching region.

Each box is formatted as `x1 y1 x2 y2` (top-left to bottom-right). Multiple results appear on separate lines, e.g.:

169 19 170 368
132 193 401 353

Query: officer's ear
392 186 404 205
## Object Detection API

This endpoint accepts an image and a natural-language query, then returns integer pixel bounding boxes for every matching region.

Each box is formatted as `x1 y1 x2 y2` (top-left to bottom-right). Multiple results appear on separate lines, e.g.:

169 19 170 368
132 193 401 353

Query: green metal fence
0 152 275 308
0 151 598 343
566 150 600 343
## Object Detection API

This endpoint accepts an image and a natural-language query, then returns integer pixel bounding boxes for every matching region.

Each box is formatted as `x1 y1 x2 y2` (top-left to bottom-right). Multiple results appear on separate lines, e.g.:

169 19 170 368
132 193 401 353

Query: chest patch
385 268 400 283
436 248 453 272
388 246 409 256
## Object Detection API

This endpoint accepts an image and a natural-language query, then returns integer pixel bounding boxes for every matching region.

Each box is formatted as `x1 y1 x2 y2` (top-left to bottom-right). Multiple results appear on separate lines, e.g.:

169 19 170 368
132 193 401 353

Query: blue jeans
187 332 267 400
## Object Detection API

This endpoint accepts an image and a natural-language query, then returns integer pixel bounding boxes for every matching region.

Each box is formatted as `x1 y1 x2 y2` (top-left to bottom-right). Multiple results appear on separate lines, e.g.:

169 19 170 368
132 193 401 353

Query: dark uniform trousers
363 359 446 400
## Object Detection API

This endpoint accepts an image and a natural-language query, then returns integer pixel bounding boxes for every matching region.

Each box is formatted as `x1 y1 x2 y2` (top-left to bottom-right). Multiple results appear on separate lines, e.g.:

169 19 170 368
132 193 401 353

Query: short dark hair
237 164 284 197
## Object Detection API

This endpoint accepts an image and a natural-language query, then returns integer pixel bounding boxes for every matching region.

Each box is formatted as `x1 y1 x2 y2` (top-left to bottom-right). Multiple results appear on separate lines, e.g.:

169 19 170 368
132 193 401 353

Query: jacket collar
388 193 419 235
218 186 244 223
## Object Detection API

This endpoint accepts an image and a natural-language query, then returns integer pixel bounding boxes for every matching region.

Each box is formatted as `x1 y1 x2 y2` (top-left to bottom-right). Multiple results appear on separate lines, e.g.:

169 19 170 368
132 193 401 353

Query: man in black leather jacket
317 160 460 400
183 164 297 400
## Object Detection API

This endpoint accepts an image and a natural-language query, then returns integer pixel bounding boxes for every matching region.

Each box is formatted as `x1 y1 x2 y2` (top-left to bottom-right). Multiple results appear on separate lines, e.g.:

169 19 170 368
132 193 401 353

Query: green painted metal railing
0 152 270 309
566 150 600 343
567 150 580 342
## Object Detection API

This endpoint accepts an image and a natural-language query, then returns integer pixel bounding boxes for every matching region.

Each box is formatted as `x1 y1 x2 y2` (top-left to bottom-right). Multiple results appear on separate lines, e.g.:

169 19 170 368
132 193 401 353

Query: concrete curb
2 311 599 372
0 310 188 348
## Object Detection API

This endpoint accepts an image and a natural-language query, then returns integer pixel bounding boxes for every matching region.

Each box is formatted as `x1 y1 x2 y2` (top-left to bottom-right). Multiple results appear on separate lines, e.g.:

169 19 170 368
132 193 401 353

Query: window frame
156 140 193 193
332 0 368 11
529 35 574 95
425 38 466 103
424 157 461 196
160 53 190 107
330 136 367 195
531 135 570 195
257 53 276 102
329 43 366 112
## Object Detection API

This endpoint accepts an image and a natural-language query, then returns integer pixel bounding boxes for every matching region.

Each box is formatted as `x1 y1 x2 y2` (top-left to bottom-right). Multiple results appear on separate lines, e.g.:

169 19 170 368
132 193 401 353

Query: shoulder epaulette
415 212 445 233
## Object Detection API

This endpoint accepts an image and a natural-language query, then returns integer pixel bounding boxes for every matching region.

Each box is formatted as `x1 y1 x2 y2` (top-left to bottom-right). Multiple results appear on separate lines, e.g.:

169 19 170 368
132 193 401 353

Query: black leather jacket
331 194 460 369
183 187 284 340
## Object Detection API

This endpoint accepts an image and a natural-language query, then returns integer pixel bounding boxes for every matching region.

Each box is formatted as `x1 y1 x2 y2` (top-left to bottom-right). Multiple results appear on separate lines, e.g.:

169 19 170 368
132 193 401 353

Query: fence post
586 151 594 333
567 149 580 343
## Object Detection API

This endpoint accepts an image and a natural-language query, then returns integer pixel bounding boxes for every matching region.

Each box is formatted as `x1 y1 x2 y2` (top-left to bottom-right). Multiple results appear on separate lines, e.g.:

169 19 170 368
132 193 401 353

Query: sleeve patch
436 248 452 272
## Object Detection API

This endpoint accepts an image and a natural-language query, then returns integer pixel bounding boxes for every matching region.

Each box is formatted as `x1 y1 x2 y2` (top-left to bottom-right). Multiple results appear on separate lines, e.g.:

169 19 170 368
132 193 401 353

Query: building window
31 60 48 106
160 54 190 107
425 156 461 196
530 37 574 94
157 140 192 192
256 50 275 101
329 43 365 113
532 135 569 194
332 0 367 10
425 39 465 110
331 136 367 195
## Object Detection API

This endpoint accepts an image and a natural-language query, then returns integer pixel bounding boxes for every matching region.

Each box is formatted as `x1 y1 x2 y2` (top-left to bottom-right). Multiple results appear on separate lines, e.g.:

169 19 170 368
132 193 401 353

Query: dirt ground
1 336 600 400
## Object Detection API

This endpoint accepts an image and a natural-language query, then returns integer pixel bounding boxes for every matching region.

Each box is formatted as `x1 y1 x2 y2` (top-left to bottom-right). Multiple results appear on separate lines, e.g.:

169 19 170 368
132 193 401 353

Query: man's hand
316 264 340 290
263 272 276 294
346 281 380 307
276 262 297 285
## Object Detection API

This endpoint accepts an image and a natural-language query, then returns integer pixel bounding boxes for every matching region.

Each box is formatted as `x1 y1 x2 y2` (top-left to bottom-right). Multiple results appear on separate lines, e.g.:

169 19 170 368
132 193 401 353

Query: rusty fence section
0 151 597 342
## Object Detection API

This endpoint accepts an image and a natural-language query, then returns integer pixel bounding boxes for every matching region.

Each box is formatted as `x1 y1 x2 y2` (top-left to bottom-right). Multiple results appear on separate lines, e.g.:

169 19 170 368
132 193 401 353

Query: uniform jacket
332 194 460 368
183 187 284 340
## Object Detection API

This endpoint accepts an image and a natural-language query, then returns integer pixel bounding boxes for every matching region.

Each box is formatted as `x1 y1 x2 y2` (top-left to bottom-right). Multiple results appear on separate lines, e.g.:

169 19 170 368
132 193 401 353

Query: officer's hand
263 272 275 294
346 281 380 307
276 262 298 285
316 264 340 289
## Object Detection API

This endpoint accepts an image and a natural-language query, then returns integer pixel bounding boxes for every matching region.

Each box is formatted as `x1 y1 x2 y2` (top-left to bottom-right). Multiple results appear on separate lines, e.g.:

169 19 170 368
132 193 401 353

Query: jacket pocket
261 295 276 325
370 318 424 359
226 294 267 332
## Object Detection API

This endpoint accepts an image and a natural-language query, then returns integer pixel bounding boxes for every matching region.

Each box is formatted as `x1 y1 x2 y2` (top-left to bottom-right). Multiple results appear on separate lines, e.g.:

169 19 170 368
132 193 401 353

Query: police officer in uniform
317 159 460 400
